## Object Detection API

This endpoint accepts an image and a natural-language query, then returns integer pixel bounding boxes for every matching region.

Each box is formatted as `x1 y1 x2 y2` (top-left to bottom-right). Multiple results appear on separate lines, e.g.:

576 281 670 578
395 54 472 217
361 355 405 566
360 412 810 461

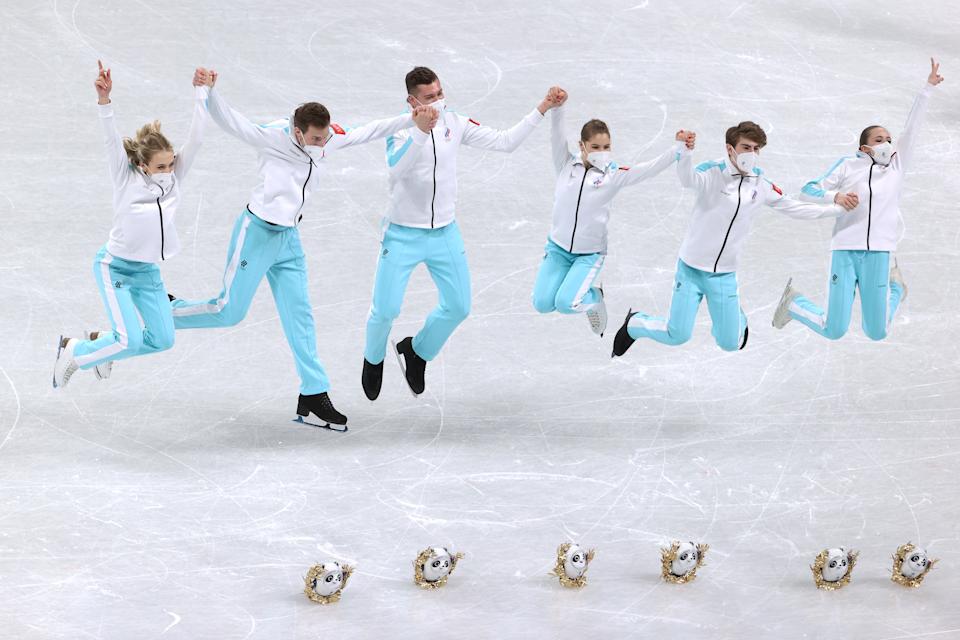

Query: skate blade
293 416 348 433
391 339 420 398
52 334 64 389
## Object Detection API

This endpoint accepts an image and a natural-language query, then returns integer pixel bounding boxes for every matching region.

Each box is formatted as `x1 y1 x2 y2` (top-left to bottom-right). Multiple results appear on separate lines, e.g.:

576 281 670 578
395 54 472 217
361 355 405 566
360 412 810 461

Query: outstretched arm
174 67 212 180
895 57 943 170
328 112 416 151
767 188 847 220
95 60 130 187
613 130 693 188
460 87 561 152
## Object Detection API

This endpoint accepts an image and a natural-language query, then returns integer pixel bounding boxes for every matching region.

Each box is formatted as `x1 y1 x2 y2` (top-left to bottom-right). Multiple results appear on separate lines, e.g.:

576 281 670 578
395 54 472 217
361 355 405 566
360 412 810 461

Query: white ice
1 1 959 638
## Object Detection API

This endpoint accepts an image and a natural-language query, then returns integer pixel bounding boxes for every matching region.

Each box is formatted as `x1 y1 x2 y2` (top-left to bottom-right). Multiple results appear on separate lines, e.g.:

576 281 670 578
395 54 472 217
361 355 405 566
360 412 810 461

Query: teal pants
627 259 747 352
171 209 330 394
73 246 175 369
364 221 471 363
531 239 603 314
789 249 904 341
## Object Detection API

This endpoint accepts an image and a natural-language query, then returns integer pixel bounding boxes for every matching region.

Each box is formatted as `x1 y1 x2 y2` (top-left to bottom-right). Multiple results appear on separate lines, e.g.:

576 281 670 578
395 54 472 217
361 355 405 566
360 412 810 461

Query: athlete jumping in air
773 58 944 341
53 62 210 389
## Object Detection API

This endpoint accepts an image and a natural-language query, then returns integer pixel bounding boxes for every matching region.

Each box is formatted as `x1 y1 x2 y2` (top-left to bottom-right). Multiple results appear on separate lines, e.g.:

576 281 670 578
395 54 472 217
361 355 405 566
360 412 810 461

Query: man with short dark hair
361 66 563 400
171 69 434 428
612 121 855 358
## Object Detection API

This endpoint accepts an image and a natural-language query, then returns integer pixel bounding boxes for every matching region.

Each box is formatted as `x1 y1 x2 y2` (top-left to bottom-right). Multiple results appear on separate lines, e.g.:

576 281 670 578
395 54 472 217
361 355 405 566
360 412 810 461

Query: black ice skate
392 337 426 396
611 308 638 358
362 358 384 401
293 392 348 433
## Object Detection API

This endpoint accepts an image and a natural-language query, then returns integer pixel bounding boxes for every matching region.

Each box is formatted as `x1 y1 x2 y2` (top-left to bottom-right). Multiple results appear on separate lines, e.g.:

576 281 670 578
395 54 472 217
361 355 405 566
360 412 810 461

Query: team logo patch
772 183 783 196
468 118 480 126
751 190 758 201
330 123 345 135
240 259 248 269
444 127 452 140
114 280 122 289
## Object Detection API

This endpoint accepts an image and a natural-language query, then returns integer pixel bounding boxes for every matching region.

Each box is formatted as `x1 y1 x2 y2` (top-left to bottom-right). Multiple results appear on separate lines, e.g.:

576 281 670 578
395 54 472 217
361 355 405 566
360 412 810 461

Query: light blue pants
789 249 904 341
73 246 175 370
364 221 471 364
627 259 747 352
531 239 604 314
171 210 330 394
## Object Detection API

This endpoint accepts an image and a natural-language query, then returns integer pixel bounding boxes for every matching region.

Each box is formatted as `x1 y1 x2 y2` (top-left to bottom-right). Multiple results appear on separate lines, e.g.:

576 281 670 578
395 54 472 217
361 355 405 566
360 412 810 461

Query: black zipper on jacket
713 175 745 272
866 162 875 251
297 158 314 223
569 168 590 252
430 131 437 228
156 196 165 261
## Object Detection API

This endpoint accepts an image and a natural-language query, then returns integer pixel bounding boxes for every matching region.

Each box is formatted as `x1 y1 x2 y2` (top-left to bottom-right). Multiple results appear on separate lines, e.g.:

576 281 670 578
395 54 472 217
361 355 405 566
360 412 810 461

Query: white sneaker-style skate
889 259 908 303
84 330 113 380
772 278 800 329
586 285 607 337
52 336 80 389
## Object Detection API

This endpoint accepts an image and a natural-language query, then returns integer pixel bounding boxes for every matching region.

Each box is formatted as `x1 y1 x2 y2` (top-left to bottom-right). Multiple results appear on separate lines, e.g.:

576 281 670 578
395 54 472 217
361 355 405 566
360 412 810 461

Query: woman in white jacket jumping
53 61 210 388
773 58 945 341
531 88 694 337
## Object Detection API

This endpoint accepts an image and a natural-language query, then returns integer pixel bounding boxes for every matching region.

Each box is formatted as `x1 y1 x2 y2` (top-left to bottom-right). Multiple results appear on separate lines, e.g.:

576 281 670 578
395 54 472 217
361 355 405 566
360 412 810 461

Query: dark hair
725 121 767 148
580 119 610 142
293 102 330 132
405 66 439 95
859 125 884 147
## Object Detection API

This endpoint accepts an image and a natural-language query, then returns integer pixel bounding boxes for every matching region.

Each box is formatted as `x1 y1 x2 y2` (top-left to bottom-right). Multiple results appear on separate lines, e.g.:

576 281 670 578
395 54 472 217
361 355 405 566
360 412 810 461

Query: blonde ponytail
122 120 174 168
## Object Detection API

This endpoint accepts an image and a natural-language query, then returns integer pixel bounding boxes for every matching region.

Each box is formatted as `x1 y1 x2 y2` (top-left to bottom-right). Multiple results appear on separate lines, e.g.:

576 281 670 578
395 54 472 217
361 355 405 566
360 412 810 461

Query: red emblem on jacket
330 123 345 135
618 166 630 171
771 183 783 195
468 118 480 126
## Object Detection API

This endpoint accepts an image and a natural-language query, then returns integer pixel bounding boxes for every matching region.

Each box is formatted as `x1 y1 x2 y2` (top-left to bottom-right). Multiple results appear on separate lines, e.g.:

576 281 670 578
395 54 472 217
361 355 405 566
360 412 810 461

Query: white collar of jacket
720 153 764 180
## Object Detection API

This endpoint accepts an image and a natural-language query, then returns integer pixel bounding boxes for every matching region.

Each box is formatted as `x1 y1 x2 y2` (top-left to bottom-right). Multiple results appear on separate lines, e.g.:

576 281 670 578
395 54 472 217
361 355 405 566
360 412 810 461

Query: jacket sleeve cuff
528 107 546 123
98 102 114 118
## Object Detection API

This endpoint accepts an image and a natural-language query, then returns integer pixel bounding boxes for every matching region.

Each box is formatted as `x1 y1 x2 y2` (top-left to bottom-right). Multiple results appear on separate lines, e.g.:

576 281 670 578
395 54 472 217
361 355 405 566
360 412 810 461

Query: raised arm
895 58 943 170
549 89 571 174
95 61 131 188
385 106 437 179
460 87 559 152
174 68 212 180
676 133 712 192
203 72 274 149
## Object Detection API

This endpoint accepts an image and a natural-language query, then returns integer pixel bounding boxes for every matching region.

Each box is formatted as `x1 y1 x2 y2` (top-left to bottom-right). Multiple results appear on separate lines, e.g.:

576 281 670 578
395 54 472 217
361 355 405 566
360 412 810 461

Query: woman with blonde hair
53 61 211 388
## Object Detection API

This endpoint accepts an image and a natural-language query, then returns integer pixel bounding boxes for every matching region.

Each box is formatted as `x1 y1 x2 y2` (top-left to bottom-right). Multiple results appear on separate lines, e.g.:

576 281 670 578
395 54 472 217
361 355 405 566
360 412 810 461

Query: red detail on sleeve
618 166 630 171
330 123 345 135
468 118 481 126
772 183 783 195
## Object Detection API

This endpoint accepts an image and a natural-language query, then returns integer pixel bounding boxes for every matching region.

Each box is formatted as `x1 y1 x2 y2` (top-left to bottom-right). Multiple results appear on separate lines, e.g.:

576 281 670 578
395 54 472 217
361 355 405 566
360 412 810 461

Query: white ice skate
889 259 908 304
586 284 607 337
772 278 800 329
84 330 113 380
52 336 80 389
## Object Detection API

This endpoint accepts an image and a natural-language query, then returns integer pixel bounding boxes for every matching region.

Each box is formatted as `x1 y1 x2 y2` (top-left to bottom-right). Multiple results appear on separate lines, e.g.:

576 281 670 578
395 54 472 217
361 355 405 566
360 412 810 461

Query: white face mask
585 150 612 170
150 172 175 192
733 151 759 175
869 141 893 165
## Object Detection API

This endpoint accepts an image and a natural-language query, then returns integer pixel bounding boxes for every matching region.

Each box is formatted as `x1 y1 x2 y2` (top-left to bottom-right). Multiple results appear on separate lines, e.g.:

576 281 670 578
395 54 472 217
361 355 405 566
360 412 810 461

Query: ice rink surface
1 1 959 638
